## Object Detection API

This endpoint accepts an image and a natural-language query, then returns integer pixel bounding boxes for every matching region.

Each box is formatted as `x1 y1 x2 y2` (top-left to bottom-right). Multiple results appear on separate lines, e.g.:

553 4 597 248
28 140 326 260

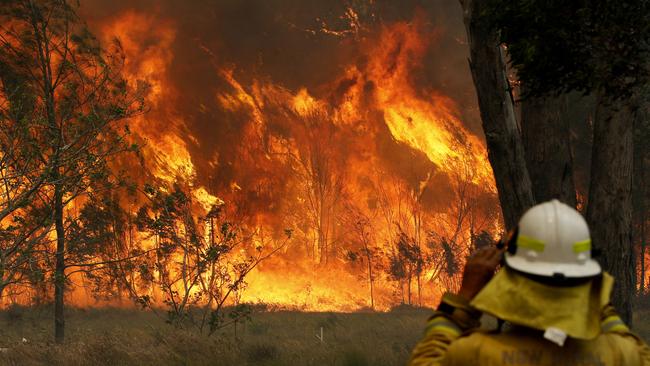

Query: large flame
199 18 495 309
4 7 500 310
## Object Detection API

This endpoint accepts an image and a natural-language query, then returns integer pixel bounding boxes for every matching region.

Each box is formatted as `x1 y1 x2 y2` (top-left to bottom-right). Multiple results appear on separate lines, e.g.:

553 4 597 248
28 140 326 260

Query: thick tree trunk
54 185 66 343
586 96 635 326
521 94 577 206
459 0 535 230
632 108 648 295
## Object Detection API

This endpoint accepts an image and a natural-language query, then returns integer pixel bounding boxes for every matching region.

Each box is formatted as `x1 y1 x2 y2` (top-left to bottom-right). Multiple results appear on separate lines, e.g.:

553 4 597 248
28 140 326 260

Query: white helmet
505 199 601 278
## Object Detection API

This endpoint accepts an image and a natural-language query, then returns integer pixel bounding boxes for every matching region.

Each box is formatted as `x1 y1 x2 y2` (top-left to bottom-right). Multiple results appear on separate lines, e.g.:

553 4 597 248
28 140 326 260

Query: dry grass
0 305 647 366
0 305 429 366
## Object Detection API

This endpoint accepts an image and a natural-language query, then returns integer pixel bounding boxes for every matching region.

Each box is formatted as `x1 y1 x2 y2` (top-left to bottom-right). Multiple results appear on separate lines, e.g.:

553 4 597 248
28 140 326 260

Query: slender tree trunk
318 199 326 265
414 211 422 306
54 184 65 343
586 95 635 325
32 4 67 341
459 0 535 230
407 274 412 305
417 275 422 306
366 255 375 309
210 217 214 246
521 94 577 206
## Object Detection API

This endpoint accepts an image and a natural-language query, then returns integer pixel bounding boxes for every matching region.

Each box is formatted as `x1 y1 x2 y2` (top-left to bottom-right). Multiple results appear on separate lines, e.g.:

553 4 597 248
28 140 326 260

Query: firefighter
408 199 650 365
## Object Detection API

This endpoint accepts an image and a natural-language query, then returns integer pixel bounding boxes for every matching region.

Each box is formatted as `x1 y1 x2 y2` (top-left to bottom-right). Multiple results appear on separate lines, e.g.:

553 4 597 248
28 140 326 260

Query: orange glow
1 10 500 311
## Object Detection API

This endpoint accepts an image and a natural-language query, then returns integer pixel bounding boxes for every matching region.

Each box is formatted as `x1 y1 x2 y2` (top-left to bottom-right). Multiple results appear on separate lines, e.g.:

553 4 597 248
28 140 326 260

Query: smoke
80 0 478 184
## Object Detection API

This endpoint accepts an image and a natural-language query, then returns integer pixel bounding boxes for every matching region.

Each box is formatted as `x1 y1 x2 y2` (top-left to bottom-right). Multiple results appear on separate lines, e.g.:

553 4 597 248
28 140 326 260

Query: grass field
0 306 647 366
0 306 430 366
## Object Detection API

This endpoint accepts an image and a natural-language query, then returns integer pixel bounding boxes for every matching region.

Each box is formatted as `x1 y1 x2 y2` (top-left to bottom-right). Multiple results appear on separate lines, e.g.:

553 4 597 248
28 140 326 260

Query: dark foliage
484 0 650 99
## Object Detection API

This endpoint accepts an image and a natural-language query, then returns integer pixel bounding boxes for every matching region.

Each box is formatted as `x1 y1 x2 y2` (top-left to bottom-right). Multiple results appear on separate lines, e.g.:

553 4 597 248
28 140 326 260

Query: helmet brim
505 255 601 278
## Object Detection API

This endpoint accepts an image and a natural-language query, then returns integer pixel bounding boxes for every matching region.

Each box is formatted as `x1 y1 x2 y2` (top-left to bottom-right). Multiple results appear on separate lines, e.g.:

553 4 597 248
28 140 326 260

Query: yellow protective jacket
408 273 650 366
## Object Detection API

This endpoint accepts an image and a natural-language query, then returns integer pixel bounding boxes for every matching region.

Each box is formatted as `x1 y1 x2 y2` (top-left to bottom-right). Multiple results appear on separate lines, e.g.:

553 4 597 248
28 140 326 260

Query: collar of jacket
470 267 613 340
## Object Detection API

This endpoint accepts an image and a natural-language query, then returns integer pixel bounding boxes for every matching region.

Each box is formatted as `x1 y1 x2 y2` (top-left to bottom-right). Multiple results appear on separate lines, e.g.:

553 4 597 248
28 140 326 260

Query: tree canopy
485 0 650 99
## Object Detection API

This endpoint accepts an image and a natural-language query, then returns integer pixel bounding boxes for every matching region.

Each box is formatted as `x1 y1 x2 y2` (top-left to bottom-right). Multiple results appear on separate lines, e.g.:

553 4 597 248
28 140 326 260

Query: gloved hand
458 246 506 301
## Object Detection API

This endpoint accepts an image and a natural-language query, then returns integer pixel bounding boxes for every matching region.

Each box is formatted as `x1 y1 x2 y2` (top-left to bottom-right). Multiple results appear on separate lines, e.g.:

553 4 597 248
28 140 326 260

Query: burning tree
387 229 424 306
65 188 144 302
0 0 145 342
342 203 381 309
284 109 345 265
135 183 289 335
429 236 462 293
372 171 427 306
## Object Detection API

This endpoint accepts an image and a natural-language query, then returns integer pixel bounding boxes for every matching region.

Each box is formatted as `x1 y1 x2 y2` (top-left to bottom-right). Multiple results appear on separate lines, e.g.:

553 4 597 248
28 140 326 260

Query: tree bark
459 0 535 230
521 94 577 206
632 103 648 295
586 95 635 326
54 184 66 343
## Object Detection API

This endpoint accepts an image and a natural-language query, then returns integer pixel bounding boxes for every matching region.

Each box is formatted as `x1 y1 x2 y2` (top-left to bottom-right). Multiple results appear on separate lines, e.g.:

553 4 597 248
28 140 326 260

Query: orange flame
2 10 500 311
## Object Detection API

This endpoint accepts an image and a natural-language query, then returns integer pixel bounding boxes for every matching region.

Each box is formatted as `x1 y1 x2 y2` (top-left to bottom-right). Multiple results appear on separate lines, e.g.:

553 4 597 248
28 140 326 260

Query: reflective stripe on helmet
516 235 545 252
573 239 591 253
